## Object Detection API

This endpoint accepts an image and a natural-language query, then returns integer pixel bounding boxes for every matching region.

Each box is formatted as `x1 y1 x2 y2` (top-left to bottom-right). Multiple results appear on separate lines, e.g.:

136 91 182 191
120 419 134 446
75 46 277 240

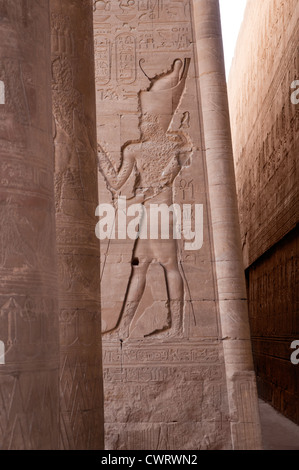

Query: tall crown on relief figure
139 58 191 132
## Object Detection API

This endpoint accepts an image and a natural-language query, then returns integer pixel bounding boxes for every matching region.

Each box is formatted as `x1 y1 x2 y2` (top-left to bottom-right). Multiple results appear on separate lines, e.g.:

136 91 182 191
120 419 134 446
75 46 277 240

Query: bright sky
219 0 247 77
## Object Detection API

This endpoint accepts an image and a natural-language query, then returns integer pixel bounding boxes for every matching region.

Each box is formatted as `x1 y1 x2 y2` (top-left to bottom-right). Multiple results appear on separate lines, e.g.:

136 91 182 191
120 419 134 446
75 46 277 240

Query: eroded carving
0 197 55 271
51 13 75 57
52 56 97 217
51 0 104 451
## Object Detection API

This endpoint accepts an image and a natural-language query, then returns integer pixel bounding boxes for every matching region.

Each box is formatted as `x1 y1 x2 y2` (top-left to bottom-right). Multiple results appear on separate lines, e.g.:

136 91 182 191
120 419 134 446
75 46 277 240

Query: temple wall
95 0 262 450
228 0 299 423
0 0 60 449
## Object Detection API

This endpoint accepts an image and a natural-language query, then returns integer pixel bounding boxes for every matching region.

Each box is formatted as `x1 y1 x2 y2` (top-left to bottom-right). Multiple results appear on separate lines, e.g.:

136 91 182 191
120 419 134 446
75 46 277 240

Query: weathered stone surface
51 0 104 450
0 0 59 449
228 0 299 269
247 228 299 424
95 0 262 450
228 0 299 424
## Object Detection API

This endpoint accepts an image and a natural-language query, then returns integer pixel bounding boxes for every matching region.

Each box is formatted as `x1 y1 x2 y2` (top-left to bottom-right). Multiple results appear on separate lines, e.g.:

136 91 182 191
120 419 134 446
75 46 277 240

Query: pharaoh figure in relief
98 58 193 339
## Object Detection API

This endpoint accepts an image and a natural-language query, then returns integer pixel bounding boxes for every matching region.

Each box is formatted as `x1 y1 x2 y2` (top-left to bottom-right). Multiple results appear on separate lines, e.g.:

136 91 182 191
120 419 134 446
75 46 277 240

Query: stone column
50 0 104 450
0 1 59 449
192 0 262 449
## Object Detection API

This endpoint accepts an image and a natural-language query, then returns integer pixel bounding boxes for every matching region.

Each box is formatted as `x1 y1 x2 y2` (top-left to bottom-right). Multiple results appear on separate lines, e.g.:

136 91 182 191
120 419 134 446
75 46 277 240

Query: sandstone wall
50 0 104 449
0 0 104 449
247 227 298 424
228 0 298 268
228 0 299 424
95 0 262 450
0 0 60 449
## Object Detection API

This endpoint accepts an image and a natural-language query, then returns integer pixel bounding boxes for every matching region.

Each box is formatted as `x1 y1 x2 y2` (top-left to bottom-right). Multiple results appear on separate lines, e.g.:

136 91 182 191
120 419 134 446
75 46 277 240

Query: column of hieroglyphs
0 0 60 449
94 0 262 450
193 0 262 449
50 0 104 449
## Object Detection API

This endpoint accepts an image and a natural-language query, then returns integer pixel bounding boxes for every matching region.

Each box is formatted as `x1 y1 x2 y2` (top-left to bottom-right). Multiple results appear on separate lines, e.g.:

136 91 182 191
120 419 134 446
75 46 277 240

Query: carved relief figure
52 55 100 296
52 56 96 215
98 58 192 339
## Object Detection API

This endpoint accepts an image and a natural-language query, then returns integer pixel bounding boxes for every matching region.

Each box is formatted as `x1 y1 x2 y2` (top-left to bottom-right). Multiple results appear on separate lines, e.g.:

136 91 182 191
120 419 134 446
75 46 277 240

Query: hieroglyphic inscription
138 25 191 51
228 0 299 267
51 0 104 450
95 36 111 84
104 365 223 383
0 0 60 450
95 0 227 450
94 0 192 101
103 345 220 364
116 34 136 84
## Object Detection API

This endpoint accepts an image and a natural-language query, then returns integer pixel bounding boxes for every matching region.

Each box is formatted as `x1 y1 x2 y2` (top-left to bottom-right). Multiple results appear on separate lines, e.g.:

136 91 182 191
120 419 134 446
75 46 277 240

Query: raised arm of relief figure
97 143 136 192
